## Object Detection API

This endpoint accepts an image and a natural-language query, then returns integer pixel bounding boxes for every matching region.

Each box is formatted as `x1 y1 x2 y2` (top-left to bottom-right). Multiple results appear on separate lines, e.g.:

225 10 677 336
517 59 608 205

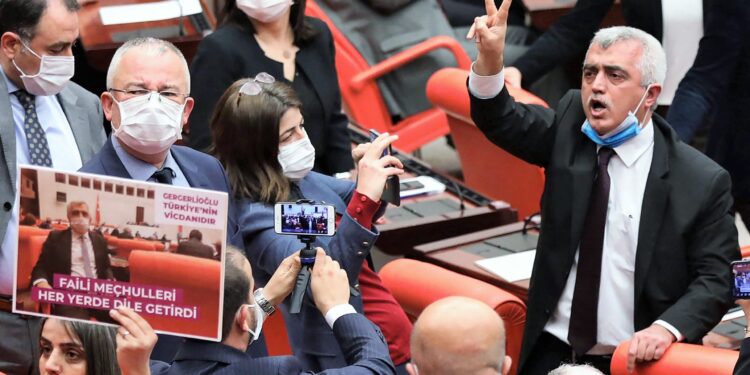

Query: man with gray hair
467 0 738 373
79 37 242 361
406 296 512 375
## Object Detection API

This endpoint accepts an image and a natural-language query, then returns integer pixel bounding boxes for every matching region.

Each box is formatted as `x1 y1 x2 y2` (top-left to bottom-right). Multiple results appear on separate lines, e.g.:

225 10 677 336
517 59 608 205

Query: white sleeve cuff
468 62 505 99
653 320 684 342
324 304 357 329
32 278 48 287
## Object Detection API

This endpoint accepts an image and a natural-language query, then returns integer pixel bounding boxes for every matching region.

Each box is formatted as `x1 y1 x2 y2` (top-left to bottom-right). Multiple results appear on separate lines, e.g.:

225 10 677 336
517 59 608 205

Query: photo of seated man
176 229 215 260
31 201 114 322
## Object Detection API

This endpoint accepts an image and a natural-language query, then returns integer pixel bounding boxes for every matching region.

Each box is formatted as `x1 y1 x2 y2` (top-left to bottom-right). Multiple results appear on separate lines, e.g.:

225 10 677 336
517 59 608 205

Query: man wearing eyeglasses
79 37 243 362
0 0 106 373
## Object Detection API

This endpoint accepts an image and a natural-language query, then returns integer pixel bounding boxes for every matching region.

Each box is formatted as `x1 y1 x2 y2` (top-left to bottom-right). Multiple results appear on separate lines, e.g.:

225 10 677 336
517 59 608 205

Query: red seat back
611 341 739 374
129 251 222 339
426 68 547 219
379 259 526 375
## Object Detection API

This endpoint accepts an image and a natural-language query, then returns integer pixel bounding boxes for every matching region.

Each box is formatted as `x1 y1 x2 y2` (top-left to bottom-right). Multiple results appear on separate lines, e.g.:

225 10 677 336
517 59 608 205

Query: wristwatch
254 288 275 316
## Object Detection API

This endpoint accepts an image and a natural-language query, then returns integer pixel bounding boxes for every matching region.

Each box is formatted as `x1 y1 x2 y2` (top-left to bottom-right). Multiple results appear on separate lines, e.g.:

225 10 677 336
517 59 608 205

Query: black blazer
735 338 750 375
189 17 353 174
470 87 739 373
513 0 716 85
150 313 396 375
31 229 113 283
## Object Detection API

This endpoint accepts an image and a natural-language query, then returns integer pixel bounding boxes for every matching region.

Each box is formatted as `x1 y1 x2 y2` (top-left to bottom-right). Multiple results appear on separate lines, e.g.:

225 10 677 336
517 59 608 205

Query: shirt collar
111 136 176 181
598 118 655 168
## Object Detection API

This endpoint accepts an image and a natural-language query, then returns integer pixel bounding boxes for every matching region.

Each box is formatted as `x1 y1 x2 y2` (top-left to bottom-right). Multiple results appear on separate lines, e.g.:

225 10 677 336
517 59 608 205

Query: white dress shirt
468 67 682 354
0 71 83 296
659 0 703 105
324 304 357 328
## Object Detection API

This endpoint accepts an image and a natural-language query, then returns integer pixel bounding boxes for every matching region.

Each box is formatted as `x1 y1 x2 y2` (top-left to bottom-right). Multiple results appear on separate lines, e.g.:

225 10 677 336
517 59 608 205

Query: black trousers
520 332 612 375
0 310 41 375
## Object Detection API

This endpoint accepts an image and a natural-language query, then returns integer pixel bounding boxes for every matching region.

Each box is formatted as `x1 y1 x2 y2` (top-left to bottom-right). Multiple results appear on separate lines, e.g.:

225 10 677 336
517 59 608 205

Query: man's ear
502 356 512 375
235 305 249 332
101 92 115 123
644 84 662 112
0 32 20 60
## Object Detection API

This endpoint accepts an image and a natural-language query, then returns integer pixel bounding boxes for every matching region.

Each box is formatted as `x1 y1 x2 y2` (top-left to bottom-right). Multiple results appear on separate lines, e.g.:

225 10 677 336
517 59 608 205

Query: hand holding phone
356 131 404 204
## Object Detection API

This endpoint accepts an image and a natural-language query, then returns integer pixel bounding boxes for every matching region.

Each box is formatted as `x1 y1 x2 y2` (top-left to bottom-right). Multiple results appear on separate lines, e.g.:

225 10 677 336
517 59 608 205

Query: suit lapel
568 136 597 256
634 119 671 302
57 88 90 161
171 147 211 189
0 73 17 188
99 138 133 178
63 229 73 275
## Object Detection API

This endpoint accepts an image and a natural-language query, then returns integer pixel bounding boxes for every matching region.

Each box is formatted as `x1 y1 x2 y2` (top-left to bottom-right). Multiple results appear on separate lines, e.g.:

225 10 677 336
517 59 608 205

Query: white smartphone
274 202 336 236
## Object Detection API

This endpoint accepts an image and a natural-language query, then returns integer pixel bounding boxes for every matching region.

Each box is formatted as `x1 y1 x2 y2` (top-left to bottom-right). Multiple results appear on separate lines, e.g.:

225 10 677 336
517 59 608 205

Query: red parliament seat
379 259 526 375
610 341 739 375
17 226 51 290
304 0 472 153
114 238 160 261
426 67 548 219
129 250 221 338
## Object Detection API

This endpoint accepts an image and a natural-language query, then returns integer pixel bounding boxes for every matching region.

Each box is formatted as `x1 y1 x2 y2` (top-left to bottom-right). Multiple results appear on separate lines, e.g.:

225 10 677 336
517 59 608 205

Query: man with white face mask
0 0 106 373
79 37 244 362
30 201 114 320
148 246 395 374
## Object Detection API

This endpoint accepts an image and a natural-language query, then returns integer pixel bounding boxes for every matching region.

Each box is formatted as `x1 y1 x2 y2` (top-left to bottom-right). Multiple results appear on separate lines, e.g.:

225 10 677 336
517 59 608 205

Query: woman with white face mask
210 78 414 373
189 0 354 176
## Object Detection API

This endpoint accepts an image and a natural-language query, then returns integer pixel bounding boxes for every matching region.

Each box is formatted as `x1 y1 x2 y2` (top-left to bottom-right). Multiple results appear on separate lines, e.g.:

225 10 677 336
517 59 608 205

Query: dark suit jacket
79 137 244 362
734 338 750 375
188 18 353 174
470 87 739 373
151 313 395 375
31 229 113 283
512 0 718 86
667 0 750 202
176 239 215 259
79 138 241 247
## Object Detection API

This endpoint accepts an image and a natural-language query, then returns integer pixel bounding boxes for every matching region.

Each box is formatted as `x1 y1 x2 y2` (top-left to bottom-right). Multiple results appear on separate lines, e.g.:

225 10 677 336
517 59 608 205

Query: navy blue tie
13 90 52 167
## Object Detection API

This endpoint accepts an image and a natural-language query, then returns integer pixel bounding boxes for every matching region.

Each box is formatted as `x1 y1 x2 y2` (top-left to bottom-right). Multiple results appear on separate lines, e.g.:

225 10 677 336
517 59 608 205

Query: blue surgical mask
581 86 651 148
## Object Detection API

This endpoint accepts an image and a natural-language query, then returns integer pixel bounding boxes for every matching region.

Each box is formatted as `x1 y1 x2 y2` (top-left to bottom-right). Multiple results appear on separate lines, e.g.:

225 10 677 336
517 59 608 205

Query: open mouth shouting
588 96 609 118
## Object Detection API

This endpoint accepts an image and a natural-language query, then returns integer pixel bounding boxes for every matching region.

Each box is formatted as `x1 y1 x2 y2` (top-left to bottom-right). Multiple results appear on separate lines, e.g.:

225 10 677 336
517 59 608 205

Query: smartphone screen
733 260 750 299
274 203 336 236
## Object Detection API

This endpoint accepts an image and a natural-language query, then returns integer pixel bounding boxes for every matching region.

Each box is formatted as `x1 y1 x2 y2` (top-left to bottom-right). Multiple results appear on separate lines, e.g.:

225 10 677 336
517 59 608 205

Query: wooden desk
77 0 216 71
522 0 625 31
412 221 532 300
348 127 519 256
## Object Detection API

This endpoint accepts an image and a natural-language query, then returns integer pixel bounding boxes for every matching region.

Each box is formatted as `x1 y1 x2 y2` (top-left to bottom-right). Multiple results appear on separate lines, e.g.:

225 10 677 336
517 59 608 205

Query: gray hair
548 364 605 375
588 26 667 87
106 37 190 92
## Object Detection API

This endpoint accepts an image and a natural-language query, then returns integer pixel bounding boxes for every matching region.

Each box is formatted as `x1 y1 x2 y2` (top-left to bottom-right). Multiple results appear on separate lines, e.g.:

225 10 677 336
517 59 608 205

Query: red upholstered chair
129 251 221 338
305 1 472 153
610 341 739 375
426 67 548 219
379 259 526 375
114 239 159 260
264 310 293 356
741 245 750 259
17 234 49 291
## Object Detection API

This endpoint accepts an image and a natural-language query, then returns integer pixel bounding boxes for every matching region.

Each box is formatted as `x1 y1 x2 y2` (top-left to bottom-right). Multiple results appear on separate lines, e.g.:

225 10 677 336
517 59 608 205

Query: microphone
448 178 466 212
175 0 185 37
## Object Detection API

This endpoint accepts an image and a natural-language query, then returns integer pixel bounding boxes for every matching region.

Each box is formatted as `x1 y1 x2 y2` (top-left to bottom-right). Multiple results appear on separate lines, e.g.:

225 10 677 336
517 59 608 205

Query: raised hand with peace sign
466 0 514 77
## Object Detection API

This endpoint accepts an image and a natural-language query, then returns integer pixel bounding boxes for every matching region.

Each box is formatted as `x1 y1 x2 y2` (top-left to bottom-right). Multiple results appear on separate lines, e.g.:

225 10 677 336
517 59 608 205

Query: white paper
100 0 202 26
475 250 536 282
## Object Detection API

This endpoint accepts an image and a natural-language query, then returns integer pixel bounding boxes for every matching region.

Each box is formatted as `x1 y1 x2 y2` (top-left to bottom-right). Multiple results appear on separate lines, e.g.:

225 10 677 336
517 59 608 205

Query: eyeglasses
239 72 275 96
108 88 189 103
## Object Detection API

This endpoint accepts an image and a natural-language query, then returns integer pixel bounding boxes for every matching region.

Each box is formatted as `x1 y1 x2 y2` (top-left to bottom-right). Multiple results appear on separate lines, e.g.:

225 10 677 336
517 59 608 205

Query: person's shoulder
171 145 221 166
62 81 100 106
